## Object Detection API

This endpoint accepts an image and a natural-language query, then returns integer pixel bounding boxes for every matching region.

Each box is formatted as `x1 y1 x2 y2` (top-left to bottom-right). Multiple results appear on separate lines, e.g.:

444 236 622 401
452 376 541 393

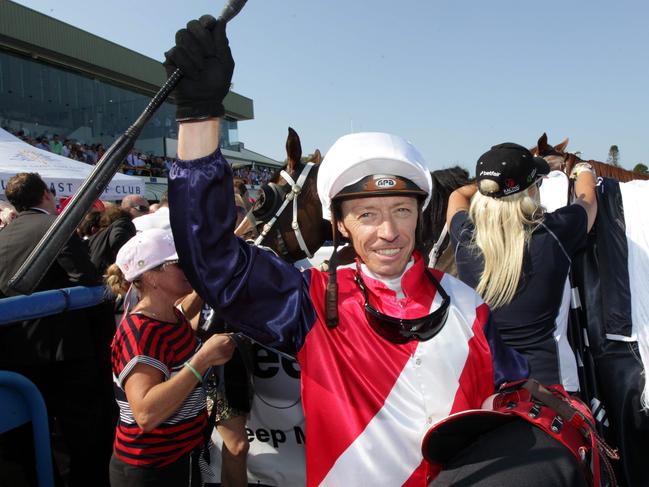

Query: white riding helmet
317 132 433 221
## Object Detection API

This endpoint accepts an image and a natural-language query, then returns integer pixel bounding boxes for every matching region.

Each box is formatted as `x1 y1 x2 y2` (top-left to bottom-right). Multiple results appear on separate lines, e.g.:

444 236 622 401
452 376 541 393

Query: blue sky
14 0 649 170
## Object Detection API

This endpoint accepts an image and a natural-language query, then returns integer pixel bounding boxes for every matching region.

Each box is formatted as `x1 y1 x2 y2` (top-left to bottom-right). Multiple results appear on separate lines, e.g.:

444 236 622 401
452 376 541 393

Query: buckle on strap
528 404 541 419
551 416 564 433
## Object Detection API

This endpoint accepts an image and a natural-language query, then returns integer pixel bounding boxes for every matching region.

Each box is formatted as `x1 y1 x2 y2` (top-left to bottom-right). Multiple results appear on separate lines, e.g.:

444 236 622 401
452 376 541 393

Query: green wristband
184 361 203 384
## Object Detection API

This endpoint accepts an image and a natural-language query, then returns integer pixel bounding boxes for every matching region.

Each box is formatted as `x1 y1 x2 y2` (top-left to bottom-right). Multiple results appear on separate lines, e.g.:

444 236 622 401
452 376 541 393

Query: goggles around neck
354 265 451 344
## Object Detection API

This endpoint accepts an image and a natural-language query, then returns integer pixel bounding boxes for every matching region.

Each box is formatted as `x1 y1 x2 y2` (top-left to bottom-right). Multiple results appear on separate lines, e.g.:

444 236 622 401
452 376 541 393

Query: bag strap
521 379 619 487
522 380 580 423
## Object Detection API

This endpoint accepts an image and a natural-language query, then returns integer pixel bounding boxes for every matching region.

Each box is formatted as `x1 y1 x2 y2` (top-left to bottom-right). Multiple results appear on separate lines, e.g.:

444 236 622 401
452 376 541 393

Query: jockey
163 17 530 485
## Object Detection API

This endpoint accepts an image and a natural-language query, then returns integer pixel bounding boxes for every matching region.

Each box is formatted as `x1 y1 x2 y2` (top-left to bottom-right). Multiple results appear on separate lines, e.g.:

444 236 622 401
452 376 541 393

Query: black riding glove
163 15 235 122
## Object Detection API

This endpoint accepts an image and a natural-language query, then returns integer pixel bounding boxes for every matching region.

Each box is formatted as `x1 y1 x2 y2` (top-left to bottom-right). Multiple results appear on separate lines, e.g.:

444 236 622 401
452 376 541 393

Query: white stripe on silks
619 180 649 409
320 274 477 486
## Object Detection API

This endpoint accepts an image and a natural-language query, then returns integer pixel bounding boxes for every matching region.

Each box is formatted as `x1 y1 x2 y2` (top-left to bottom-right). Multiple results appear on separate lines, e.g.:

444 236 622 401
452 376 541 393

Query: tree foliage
607 145 620 166
633 163 648 174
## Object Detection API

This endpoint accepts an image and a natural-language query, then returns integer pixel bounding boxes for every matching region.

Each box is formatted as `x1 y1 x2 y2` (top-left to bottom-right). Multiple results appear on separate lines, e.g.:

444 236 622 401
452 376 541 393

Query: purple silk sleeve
483 313 530 388
168 149 317 355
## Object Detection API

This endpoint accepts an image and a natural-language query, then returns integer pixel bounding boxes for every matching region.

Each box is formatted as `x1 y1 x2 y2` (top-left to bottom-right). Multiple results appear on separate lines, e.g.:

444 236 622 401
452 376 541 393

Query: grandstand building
0 0 280 199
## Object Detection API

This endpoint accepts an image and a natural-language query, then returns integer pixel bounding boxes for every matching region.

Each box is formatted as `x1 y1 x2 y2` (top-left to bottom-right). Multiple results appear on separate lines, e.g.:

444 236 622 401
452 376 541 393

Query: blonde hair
469 180 544 309
105 263 132 298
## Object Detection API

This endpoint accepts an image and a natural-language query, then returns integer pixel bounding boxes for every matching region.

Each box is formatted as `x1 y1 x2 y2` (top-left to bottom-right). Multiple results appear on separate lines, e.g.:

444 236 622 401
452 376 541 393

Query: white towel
540 170 570 212
619 180 649 408
540 171 579 391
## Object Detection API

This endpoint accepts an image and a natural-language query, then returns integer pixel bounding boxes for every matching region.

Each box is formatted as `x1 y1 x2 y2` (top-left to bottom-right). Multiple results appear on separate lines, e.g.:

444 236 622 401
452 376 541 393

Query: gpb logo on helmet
375 178 397 188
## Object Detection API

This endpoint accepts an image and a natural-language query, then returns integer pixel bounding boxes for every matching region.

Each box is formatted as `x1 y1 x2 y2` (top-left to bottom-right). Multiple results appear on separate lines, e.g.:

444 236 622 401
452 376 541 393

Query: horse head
245 127 330 262
531 133 649 182
530 133 573 172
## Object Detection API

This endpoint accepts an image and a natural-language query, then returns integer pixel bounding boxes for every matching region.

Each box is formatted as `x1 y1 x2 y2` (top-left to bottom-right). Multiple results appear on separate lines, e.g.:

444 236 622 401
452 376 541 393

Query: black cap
476 143 550 198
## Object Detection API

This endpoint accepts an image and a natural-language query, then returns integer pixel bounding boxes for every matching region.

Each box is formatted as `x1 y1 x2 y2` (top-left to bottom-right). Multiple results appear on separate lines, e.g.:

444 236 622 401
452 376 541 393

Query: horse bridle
252 162 316 259
539 147 579 174
428 225 448 269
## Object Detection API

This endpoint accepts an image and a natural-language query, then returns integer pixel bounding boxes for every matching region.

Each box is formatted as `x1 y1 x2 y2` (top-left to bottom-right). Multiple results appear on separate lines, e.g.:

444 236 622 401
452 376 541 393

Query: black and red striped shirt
111 312 207 467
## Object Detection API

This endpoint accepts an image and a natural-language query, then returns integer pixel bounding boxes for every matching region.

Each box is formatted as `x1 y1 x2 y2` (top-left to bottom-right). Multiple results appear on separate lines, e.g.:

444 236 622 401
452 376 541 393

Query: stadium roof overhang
0 0 254 121
222 147 283 168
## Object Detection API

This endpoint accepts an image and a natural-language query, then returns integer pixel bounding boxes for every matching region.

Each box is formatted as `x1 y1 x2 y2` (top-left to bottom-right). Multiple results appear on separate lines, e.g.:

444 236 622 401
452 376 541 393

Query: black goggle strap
325 213 340 328
355 266 450 332
426 267 450 305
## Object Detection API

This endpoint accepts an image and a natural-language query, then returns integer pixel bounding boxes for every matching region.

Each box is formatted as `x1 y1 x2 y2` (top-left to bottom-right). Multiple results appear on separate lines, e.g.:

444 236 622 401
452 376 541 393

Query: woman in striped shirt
106 229 235 487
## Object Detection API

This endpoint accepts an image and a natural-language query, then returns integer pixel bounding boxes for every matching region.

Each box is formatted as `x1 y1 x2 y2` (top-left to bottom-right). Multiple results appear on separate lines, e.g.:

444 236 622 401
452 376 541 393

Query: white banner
0 128 144 200
204 343 306 486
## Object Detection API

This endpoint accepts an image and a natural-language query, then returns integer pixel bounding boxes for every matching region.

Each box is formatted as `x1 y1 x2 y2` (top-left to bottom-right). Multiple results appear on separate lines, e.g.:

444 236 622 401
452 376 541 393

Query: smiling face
337 195 419 280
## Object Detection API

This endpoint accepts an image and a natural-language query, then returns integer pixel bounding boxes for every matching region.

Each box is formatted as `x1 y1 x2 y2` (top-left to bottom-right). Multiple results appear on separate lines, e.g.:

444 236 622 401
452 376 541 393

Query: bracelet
183 361 203 384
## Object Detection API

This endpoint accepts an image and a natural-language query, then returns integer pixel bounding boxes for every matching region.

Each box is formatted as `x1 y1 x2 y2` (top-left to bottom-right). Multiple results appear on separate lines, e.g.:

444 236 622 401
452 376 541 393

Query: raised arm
570 163 598 232
169 127 316 354
164 18 316 355
446 183 478 228
178 120 220 160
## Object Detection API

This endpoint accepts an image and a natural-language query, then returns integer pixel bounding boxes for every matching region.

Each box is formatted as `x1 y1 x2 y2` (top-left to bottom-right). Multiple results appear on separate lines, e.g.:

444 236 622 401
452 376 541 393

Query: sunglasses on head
354 268 451 344
154 259 179 272
132 204 149 212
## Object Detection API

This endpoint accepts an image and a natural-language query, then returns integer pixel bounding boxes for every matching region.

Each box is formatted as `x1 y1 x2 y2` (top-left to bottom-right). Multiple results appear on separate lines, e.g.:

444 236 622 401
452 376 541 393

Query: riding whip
8 0 248 295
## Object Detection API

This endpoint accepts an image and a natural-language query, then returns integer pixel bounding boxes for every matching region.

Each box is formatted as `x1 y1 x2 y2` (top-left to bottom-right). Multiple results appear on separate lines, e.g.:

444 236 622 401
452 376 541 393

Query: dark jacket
88 216 136 275
0 209 100 365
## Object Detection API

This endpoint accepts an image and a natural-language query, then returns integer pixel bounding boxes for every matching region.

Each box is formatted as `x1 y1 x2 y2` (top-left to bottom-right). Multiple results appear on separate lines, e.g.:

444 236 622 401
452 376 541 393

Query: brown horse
236 127 330 262
531 133 649 182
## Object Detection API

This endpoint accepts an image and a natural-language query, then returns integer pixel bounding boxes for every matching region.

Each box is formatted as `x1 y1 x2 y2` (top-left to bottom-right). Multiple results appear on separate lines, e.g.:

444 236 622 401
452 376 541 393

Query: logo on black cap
475 142 550 198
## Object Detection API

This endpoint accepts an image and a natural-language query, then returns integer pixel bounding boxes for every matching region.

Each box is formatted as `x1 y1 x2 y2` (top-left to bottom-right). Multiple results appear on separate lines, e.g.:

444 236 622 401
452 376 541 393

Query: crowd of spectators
6 127 108 165
5 127 174 177
4 127 278 184
121 149 174 177
0 173 171 485
0 171 257 486
232 165 276 185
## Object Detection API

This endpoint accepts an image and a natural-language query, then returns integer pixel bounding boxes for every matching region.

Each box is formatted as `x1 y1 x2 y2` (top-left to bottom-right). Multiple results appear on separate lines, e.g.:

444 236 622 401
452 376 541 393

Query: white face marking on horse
543 155 567 171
